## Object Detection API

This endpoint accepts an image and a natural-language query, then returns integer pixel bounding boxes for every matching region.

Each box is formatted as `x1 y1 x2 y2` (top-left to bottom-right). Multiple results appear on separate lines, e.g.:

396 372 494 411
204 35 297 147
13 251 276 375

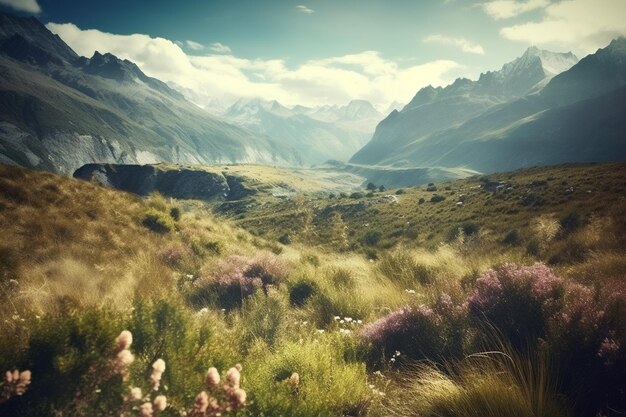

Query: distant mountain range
0 12 300 174
221 98 383 163
351 40 626 174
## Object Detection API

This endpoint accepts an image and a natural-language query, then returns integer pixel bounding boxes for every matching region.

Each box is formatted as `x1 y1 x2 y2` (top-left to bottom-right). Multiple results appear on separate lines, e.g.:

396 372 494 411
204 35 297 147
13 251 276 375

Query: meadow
0 162 624 417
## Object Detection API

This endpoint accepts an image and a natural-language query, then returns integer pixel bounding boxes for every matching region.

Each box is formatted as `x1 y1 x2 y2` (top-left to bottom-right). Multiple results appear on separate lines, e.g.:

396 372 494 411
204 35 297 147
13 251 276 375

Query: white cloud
482 0 549 19
46 22 460 109
500 0 626 53
423 34 486 55
295 5 314 14
209 42 232 54
185 40 204 50
0 0 41 13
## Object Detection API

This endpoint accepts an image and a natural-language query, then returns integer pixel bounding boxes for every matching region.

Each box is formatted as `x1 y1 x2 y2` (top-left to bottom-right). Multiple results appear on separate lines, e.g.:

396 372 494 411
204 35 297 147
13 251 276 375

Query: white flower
333 316 340 321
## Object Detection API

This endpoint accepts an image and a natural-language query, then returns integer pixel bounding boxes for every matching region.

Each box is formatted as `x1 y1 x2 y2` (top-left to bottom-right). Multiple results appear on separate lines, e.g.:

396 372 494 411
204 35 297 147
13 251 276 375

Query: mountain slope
351 39 626 173
350 47 578 165
223 98 383 164
0 12 300 174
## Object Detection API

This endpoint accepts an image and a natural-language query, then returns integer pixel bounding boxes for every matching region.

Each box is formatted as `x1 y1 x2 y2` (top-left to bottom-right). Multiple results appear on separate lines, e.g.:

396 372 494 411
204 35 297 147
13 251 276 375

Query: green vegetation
1 162 625 417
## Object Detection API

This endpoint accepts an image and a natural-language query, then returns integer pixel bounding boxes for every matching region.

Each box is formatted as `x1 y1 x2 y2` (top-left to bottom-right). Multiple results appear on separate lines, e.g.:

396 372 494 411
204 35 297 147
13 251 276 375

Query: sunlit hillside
1 162 624 416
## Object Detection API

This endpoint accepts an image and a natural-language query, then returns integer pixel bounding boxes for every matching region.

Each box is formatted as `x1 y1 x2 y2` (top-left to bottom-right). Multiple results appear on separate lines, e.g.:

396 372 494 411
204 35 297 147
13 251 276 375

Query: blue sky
1 0 625 109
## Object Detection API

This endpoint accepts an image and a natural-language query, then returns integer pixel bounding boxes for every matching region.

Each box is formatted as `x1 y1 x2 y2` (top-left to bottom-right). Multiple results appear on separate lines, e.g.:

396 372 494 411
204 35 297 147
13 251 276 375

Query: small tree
366 182 377 191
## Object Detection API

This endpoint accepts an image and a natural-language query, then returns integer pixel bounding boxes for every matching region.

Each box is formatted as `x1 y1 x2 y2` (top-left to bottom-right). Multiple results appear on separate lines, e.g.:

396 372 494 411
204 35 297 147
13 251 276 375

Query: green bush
142 209 174 233
559 211 582 235
246 339 370 417
363 230 382 246
503 229 521 245
430 195 446 203
526 239 540 256
169 206 181 221
350 192 364 199
289 278 318 307
378 249 435 287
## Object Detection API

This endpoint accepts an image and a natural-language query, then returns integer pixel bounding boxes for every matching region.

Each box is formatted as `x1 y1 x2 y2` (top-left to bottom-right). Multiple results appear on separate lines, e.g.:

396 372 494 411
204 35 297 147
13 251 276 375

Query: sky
1 0 625 109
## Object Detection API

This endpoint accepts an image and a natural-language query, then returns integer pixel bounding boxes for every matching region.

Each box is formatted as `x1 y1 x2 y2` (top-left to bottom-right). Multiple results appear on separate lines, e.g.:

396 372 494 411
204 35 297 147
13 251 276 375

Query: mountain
222 98 383 164
0 12 300 174
350 39 626 173
350 46 578 165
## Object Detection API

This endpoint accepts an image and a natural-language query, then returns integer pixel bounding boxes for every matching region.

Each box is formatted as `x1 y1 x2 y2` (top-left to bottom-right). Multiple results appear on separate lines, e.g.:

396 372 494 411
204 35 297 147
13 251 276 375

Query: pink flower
153 395 167 412
115 330 133 350
205 367 220 388
226 367 241 388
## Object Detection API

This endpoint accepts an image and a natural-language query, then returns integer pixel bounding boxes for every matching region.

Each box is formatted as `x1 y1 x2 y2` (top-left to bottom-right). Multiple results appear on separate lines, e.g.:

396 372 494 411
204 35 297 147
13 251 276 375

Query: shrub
363 230 382 246
366 182 377 191
192 254 289 309
379 185 386 192
278 234 291 245
503 229 521 245
559 211 582 236
426 185 437 192
169 206 181 221
548 281 626 416
378 249 434 287
158 245 187 268
246 339 370 417
289 278 318 307
328 267 356 289
448 222 480 241
395 189 405 195
418 198 425 205
350 192 364 199
430 195 446 203
360 306 444 365
526 239 540 256
142 209 174 234
468 263 564 349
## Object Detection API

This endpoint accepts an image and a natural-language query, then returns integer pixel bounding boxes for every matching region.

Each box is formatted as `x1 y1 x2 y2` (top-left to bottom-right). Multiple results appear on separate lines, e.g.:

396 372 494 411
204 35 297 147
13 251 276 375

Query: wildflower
115 330 133 351
405 289 416 294
3 369 32 397
153 395 167 412
205 367 220 388
345 317 353 322
116 349 135 369
289 372 300 386
598 337 621 366
231 387 247 406
150 359 166 391
139 402 153 417
129 387 142 401
193 391 209 414
334 316 340 321
225 367 241 388
197 307 209 315
235 363 243 372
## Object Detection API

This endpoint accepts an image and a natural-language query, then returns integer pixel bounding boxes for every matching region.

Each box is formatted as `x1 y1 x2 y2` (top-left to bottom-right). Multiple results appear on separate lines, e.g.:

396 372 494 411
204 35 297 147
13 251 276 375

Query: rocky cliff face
74 164 257 201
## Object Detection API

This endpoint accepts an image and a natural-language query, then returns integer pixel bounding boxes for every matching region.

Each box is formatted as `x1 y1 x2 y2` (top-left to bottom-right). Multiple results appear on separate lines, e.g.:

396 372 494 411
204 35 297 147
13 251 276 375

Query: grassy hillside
0 162 625 417
220 162 626 263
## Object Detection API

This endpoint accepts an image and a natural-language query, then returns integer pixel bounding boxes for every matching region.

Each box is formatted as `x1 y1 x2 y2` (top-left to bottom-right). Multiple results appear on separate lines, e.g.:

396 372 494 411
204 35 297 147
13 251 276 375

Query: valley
0 4 625 417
